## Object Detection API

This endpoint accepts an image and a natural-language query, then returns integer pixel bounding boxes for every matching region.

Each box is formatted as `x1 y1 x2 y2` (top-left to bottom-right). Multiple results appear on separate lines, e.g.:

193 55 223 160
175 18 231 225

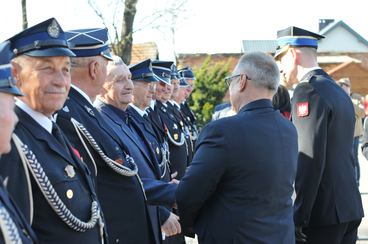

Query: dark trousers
352 136 360 186
297 219 361 244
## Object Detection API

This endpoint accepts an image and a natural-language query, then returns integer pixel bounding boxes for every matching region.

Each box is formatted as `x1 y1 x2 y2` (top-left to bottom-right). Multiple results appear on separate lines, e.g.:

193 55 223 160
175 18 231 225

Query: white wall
318 26 368 52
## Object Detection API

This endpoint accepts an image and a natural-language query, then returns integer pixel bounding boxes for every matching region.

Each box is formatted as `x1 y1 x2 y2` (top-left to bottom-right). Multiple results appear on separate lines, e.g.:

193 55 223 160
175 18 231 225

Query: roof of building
242 20 368 53
130 42 159 65
319 20 368 46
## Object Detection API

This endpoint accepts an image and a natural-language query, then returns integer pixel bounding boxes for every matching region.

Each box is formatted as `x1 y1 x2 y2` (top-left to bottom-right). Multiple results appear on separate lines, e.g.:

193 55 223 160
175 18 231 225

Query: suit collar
71 84 94 105
15 98 53 133
300 68 328 82
15 107 76 165
238 99 273 114
128 106 157 137
129 103 148 117
97 102 157 171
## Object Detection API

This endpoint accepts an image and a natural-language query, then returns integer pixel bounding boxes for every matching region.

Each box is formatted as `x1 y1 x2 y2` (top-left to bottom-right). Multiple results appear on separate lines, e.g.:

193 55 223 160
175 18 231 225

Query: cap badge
47 20 60 38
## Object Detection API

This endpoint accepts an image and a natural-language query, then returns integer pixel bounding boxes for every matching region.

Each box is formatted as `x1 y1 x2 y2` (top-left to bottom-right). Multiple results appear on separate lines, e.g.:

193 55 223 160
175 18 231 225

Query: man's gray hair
110 55 124 66
235 52 279 91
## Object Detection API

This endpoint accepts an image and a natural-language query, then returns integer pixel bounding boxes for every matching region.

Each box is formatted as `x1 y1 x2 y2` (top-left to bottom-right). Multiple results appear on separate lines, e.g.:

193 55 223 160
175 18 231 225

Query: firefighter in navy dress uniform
56 28 154 244
152 61 188 180
178 67 198 152
0 41 38 244
0 18 106 244
275 26 364 243
127 59 184 243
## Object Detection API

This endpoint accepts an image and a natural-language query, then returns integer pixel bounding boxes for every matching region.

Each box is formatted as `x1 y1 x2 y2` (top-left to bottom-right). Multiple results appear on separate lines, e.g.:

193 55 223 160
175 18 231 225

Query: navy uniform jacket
0 107 101 244
146 106 172 182
95 100 178 243
128 106 167 178
167 102 193 164
176 99 298 244
292 69 364 227
128 106 181 227
56 87 154 244
155 101 188 180
0 180 38 244
181 101 198 148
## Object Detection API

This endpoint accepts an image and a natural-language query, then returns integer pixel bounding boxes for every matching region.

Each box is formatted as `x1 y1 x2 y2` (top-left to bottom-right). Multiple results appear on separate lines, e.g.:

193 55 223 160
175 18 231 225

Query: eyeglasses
224 73 251 86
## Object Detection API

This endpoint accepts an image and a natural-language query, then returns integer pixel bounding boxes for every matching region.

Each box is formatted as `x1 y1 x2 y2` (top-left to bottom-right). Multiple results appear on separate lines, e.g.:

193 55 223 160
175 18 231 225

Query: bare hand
171 171 178 179
170 178 180 185
161 213 181 237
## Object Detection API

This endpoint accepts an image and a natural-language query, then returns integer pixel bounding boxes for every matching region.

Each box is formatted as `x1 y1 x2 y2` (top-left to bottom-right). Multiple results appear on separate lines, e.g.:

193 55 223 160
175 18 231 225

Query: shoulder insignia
296 102 309 117
62 105 70 112
2 177 8 188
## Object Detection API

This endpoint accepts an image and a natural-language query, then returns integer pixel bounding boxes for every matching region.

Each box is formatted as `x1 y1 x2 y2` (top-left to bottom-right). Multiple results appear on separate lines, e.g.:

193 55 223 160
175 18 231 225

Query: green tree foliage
188 56 231 127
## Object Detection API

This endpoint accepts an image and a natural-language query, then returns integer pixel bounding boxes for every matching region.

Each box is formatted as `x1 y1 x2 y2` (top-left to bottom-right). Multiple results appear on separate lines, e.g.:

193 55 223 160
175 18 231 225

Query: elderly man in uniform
128 59 170 180
94 57 180 243
0 18 105 243
176 52 298 243
168 65 193 164
0 41 38 244
127 59 184 243
55 28 154 244
275 26 364 243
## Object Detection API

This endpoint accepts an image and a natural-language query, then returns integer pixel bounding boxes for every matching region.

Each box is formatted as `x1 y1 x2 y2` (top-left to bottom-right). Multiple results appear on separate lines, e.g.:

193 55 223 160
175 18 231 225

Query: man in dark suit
176 52 298 244
94 57 180 243
0 41 38 244
56 28 154 244
275 26 364 243
0 18 105 243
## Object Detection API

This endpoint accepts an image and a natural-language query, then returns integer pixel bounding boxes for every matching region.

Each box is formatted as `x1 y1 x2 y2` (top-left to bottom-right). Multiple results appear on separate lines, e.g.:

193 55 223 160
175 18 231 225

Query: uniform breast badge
65 165 76 178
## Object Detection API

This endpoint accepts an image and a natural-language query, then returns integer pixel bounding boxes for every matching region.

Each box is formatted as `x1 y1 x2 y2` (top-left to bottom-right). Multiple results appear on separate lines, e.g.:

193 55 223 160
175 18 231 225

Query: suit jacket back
176 99 298 244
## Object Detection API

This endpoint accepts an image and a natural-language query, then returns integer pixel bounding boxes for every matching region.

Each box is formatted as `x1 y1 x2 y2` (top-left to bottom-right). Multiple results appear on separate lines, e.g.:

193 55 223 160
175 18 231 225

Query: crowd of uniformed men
0 16 364 244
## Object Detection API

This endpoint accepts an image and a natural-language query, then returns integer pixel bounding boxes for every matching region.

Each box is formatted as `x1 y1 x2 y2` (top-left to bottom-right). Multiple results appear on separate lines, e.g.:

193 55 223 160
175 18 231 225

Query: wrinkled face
177 87 188 103
133 80 155 109
278 49 299 86
171 79 179 99
0 93 18 154
185 78 194 96
105 64 134 108
156 82 172 102
14 56 71 117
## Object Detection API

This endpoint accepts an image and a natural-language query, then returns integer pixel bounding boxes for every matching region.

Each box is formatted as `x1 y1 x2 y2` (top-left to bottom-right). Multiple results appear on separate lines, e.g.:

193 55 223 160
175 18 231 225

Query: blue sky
1 0 368 60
